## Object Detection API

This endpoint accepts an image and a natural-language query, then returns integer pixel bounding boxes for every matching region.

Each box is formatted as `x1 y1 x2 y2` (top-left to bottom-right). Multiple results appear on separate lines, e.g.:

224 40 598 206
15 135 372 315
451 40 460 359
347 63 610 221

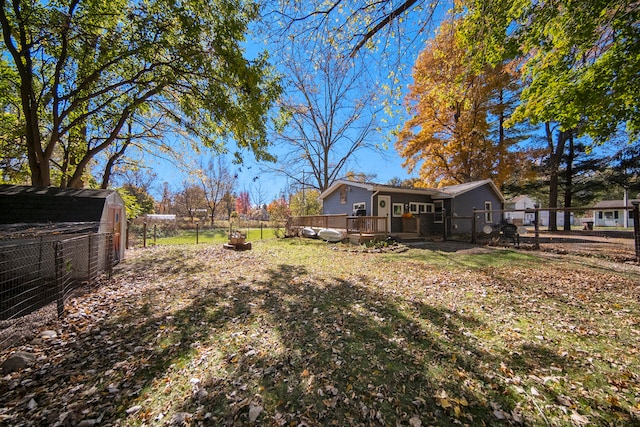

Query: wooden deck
287 215 390 244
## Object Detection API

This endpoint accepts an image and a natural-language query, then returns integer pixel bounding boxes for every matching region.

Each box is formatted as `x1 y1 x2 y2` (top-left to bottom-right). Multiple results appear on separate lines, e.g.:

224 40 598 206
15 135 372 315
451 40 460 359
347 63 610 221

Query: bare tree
158 182 173 214
199 157 236 226
272 43 387 192
264 0 442 59
176 182 206 222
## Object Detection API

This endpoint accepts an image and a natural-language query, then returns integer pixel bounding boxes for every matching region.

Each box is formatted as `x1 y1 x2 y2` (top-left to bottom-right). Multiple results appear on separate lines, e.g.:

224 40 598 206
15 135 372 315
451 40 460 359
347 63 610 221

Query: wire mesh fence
0 232 113 349
127 218 284 247
454 204 640 262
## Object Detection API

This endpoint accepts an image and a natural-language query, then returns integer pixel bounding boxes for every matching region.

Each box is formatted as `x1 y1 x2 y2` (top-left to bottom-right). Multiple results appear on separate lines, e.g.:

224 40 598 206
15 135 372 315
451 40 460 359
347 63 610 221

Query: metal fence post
143 222 147 248
107 234 114 278
87 233 93 281
632 201 640 262
54 241 65 318
471 208 477 244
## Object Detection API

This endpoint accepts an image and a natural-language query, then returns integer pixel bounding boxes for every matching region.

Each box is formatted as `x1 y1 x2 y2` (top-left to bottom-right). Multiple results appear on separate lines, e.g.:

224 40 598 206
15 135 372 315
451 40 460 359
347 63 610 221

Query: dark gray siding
378 192 433 233
448 184 503 234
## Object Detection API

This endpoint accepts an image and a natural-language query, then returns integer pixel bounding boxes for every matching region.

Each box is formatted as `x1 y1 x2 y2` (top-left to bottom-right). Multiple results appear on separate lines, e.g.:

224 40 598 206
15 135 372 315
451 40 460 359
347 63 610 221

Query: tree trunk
563 133 574 231
546 123 569 232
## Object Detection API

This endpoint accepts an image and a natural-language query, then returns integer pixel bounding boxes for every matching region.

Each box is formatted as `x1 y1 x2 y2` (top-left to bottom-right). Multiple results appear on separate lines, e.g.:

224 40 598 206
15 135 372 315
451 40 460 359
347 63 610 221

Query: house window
409 202 429 214
484 201 493 223
353 202 366 215
392 203 404 217
434 200 443 223
598 211 603 219
614 211 619 219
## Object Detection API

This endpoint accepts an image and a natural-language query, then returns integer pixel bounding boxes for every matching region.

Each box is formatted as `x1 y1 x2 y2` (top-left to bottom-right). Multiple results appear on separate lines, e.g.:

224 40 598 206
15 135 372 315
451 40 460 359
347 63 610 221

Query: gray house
319 179 505 235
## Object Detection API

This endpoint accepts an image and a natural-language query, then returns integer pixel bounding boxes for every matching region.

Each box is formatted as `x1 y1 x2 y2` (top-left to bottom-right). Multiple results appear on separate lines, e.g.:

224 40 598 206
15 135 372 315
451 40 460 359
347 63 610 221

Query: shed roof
0 185 116 224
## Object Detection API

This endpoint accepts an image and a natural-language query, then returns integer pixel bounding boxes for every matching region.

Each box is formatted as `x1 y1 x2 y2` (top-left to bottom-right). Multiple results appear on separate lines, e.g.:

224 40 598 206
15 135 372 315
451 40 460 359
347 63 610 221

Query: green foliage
288 189 322 216
460 0 640 143
117 187 144 219
123 184 155 216
1 0 281 187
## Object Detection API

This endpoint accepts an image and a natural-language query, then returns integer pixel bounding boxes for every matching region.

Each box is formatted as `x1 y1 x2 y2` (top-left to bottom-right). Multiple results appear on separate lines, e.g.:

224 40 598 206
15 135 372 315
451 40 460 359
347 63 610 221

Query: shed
0 185 127 261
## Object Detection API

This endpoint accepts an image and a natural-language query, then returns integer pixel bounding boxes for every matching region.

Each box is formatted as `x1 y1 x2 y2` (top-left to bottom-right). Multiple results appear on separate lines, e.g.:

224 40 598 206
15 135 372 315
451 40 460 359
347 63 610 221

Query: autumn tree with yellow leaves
396 20 530 188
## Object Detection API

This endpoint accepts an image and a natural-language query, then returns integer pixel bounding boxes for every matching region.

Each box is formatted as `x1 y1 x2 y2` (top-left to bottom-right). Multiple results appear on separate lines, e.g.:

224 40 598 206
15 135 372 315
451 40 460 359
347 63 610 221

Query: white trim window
484 201 493 223
353 202 365 211
409 202 430 215
392 203 405 217
434 200 443 223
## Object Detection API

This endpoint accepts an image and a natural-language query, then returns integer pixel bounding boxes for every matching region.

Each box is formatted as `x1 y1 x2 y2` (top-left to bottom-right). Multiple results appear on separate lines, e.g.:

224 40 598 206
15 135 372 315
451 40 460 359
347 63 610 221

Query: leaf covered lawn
1 239 640 426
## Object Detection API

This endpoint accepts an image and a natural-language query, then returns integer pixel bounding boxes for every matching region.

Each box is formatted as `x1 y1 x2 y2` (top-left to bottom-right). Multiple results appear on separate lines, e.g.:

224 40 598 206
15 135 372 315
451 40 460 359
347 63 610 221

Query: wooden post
632 201 640 262
534 207 540 250
471 208 477 244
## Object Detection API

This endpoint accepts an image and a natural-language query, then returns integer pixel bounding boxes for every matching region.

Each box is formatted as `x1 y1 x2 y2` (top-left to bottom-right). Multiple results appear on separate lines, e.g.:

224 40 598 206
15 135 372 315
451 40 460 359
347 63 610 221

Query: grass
1 239 639 426
150 227 278 245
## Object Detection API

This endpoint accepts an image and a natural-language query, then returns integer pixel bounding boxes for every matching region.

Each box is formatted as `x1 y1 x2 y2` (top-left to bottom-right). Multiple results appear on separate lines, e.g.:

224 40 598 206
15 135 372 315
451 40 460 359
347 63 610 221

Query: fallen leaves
0 241 639 426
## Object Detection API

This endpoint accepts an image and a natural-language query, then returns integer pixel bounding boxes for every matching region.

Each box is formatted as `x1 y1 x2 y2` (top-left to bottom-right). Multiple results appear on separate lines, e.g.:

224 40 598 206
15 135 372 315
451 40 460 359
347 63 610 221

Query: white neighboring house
504 195 537 225
593 199 638 228
505 195 574 227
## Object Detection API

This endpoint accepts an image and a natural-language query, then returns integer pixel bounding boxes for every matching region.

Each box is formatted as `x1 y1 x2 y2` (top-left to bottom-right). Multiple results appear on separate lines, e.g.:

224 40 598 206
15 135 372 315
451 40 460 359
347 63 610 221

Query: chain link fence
0 232 113 349
455 205 640 262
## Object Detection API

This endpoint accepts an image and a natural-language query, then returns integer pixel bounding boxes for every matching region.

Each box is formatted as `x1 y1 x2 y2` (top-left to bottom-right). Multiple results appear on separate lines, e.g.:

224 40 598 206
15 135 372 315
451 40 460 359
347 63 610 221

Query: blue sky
144 130 416 201
140 5 447 202
144 67 422 202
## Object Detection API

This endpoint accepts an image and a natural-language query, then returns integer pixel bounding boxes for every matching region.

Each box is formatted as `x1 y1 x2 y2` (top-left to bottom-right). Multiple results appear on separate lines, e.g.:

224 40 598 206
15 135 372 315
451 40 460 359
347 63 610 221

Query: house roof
0 184 117 224
439 179 506 202
506 195 534 204
319 178 504 201
593 199 640 209
319 179 452 200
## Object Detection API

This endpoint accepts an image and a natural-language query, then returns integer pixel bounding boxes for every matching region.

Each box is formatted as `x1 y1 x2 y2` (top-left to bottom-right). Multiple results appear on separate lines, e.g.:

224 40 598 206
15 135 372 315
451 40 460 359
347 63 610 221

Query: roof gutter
371 190 379 215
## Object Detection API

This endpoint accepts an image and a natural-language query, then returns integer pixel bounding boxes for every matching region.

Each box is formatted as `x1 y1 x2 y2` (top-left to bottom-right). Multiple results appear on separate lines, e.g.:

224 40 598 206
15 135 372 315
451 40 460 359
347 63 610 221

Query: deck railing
346 216 388 235
287 215 388 238
288 214 349 230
